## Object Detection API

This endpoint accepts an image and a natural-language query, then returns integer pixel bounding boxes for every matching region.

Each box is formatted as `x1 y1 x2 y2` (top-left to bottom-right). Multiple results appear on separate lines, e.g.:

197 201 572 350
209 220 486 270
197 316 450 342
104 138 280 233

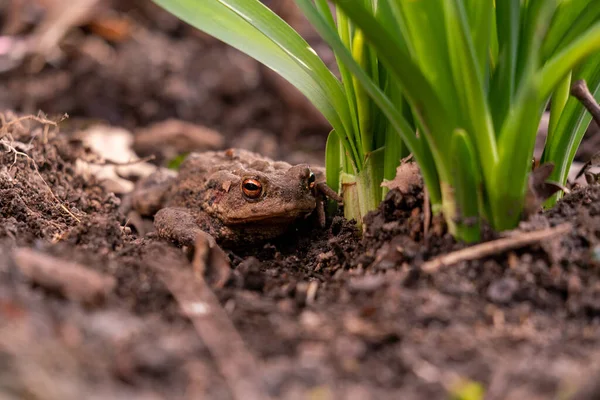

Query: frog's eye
242 178 263 199
308 171 316 190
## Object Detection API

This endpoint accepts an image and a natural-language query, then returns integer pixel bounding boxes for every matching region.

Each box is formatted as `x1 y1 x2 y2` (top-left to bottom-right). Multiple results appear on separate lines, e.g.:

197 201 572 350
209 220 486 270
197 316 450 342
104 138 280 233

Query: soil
1 1 600 399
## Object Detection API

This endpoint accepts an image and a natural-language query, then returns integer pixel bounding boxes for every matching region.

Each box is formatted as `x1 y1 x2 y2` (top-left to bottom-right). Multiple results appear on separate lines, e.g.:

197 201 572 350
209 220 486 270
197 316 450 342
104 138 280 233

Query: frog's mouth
220 200 316 225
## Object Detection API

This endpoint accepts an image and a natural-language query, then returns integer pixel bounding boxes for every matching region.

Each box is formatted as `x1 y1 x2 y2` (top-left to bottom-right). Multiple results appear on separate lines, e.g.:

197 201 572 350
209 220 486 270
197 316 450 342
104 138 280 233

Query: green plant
152 0 600 241
449 379 485 400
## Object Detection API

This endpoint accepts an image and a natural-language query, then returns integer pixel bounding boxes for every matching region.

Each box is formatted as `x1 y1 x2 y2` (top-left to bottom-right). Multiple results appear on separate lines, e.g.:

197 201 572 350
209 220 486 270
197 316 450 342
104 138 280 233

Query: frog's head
205 162 318 227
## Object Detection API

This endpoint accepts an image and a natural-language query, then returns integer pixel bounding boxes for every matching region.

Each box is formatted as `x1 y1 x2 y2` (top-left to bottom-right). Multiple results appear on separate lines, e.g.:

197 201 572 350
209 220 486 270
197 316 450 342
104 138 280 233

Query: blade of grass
295 0 442 205
547 72 572 146
493 0 562 230
514 0 557 89
495 84 544 230
332 7 363 165
351 29 373 155
463 0 494 86
541 53 600 195
489 0 519 134
450 129 482 242
443 0 498 186
537 22 600 100
542 0 599 59
313 0 363 166
394 0 459 124
325 0 455 183
325 129 342 194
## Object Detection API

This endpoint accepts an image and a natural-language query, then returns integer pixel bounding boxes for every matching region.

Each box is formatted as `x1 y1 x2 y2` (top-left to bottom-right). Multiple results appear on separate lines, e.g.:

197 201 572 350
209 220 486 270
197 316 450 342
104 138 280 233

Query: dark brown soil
1 2 600 399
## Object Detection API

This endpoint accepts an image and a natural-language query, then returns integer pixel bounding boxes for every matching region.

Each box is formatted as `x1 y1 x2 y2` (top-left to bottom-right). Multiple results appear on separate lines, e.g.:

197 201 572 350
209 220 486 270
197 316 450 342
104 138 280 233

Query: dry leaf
381 159 422 194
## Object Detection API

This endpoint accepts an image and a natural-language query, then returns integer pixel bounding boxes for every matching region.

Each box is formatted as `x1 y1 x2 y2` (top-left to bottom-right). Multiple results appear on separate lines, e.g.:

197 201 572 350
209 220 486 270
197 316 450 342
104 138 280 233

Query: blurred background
0 0 340 167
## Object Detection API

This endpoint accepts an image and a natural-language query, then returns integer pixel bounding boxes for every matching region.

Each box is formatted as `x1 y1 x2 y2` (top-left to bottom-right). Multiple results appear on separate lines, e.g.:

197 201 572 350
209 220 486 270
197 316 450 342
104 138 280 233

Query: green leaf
351 29 373 155
514 0 557 90
151 0 359 168
449 379 485 400
494 82 544 230
296 0 442 205
167 152 189 170
542 0 599 59
492 1 566 230
542 52 600 195
443 0 498 187
547 72 572 146
464 0 493 87
325 129 342 194
537 22 600 99
489 0 519 133
383 79 409 184
333 8 363 166
327 0 454 176
394 0 459 120
450 129 482 242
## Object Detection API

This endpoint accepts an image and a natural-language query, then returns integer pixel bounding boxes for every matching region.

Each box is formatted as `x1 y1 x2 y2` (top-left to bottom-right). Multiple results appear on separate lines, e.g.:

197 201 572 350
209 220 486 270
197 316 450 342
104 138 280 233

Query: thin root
0 112 67 140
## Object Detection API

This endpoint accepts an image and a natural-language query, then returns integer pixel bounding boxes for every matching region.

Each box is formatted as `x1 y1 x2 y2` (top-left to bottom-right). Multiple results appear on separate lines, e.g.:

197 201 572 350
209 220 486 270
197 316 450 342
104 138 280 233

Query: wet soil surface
1 1 600 399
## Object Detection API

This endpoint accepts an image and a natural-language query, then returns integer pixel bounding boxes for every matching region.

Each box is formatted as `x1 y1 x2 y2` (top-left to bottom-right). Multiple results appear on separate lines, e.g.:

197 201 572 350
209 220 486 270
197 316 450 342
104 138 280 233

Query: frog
131 148 341 248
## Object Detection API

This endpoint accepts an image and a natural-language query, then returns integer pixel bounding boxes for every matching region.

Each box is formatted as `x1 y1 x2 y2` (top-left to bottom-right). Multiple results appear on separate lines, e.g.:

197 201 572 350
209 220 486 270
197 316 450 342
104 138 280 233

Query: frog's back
178 148 292 177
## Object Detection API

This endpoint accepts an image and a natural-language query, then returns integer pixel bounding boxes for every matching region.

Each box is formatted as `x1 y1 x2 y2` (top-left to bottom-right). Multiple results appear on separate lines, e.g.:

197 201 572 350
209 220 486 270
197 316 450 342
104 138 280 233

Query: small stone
347 275 386 293
592 245 600 261
487 277 519 304
568 274 582 295
300 310 322 330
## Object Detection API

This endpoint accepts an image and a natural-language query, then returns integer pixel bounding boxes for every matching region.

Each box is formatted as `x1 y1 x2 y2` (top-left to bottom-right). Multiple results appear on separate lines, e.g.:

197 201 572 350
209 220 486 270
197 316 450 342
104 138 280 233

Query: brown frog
132 148 340 247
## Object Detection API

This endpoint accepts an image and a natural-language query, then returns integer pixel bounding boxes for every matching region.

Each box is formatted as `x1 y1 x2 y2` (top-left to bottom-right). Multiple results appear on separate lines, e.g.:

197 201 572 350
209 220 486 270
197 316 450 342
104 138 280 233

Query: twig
12 248 115 305
571 80 600 128
147 240 271 400
421 223 572 273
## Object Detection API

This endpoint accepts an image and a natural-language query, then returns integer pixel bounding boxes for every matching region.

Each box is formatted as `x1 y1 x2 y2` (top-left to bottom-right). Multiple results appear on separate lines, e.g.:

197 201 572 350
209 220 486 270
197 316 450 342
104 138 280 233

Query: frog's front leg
310 167 343 227
154 207 217 248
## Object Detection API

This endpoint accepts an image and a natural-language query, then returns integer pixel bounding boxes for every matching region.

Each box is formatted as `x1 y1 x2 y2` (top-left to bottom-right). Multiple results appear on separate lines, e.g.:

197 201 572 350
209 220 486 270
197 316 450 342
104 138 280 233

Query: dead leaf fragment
524 163 569 217
75 125 157 193
381 158 422 194
574 150 600 184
